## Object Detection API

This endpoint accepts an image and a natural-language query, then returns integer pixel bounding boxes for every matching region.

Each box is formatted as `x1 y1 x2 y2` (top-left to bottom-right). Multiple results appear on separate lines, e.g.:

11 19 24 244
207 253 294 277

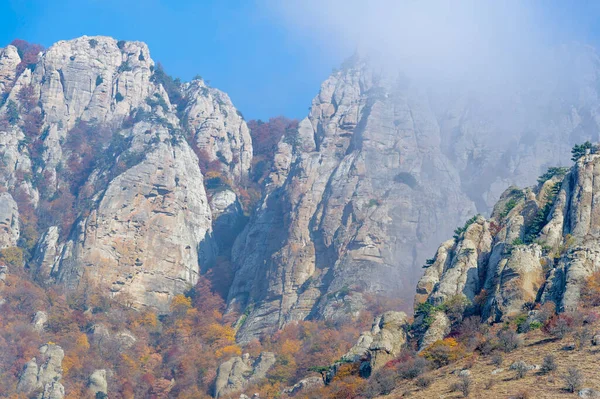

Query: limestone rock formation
31 310 48 332
282 376 325 397
228 46 600 341
229 61 476 341
0 192 19 248
17 344 65 399
414 150 600 343
182 80 253 183
214 352 276 398
0 35 251 311
340 311 408 376
88 369 108 397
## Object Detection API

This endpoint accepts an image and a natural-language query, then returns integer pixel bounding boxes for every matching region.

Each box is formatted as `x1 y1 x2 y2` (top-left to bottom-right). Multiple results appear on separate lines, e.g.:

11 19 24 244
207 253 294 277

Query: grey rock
340 311 408 376
88 369 108 396
32 311 48 332
0 192 19 249
214 352 276 398
282 376 325 397
418 311 450 351
42 381 65 399
491 368 504 375
592 334 600 346
17 344 64 397
580 388 600 398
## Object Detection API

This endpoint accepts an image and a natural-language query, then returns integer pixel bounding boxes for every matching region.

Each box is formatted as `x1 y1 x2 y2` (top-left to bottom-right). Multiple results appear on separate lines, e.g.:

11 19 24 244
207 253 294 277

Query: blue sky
0 0 350 120
2 0 600 121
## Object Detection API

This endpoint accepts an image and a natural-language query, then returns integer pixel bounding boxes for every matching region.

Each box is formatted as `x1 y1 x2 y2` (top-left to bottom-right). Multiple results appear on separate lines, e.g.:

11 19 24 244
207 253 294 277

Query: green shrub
537 166 568 184
571 141 593 162
89 39 98 48
6 100 19 125
453 215 479 241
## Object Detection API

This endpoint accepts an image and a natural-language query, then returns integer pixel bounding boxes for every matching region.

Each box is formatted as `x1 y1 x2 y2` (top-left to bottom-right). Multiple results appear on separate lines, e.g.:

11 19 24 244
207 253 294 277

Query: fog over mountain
4 3 600 398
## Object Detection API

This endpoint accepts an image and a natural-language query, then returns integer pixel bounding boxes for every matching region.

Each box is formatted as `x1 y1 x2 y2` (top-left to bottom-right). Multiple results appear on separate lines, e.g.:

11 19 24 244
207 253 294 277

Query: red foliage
247 117 298 183
10 39 44 75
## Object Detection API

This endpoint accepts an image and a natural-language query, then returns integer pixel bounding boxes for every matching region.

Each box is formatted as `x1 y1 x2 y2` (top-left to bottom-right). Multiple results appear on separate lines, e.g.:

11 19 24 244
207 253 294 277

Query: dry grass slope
385 328 600 398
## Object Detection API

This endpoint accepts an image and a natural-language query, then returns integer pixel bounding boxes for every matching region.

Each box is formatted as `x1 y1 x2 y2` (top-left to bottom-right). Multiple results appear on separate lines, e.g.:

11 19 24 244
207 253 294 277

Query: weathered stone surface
415 152 600 343
229 62 476 341
580 388 600 398
340 311 408 377
210 189 246 252
88 369 108 396
418 311 450 350
0 35 250 313
183 80 253 183
0 45 20 93
32 310 48 332
0 192 19 248
282 376 324 397
18 344 64 398
214 352 276 398
55 133 216 311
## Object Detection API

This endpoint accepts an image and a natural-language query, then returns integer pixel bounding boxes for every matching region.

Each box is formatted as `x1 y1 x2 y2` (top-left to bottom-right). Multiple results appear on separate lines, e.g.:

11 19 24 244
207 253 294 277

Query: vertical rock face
414 151 600 344
56 132 215 310
229 62 475 341
183 80 253 183
18 344 65 399
0 192 19 248
0 36 251 311
214 352 277 398
229 47 600 341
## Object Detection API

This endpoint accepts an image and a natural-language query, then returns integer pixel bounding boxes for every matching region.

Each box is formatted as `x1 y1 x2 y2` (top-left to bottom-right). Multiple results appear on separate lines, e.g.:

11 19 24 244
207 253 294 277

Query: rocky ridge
414 147 600 347
0 36 251 310
228 46 600 341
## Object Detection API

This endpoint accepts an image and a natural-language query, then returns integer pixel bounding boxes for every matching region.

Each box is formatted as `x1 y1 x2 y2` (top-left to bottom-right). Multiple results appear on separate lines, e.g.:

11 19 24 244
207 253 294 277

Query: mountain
0 36 251 311
3 36 600 342
229 48 600 341
414 146 600 347
4 35 600 399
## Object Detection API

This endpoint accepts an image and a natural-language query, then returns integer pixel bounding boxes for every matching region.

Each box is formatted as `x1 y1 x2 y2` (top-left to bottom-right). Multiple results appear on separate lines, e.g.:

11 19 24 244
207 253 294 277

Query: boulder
282 376 325 397
214 352 276 398
17 344 64 398
88 369 108 396
32 311 48 332
580 388 600 398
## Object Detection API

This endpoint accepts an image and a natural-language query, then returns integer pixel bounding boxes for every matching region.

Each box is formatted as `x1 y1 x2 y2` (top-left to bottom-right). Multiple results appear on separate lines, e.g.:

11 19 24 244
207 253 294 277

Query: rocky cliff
414 147 600 346
228 48 600 341
4 36 600 337
0 36 252 310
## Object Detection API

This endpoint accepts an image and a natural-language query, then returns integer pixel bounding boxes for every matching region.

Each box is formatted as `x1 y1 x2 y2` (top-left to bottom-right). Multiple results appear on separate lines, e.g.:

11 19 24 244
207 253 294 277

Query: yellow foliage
205 323 236 345
420 337 466 367
170 294 192 314
75 333 89 351
0 246 23 267
137 310 159 328
120 353 138 373
332 362 360 381
62 354 83 376
280 339 302 356
215 344 242 359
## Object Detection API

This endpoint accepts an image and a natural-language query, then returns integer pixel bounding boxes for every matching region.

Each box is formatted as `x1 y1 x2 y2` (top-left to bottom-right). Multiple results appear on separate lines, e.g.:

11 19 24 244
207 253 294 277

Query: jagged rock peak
0 35 252 312
414 149 600 347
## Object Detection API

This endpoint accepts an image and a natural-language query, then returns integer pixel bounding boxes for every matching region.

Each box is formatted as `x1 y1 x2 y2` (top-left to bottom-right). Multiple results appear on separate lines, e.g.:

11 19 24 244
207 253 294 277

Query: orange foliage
582 271 600 307
421 337 467 367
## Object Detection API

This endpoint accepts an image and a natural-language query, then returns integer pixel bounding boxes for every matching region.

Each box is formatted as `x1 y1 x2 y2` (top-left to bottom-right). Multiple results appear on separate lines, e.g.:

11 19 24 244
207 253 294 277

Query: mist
263 1 597 95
